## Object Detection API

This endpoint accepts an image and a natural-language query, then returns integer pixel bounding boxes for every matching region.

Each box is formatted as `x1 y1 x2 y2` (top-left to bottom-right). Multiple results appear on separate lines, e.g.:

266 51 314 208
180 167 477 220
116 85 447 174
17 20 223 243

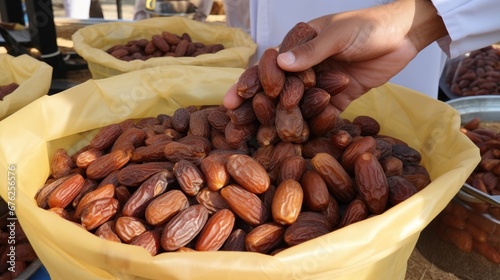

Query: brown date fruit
252 92 276 126
277 155 306 185
47 174 85 209
308 104 340 136
207 109 230 134
172 107 190 133
95 220 121 243
315 69 350 96
278 22 317 53
86 150 130 180
220 184 268 226
224 121 257 149
339 199 369 228
145 190 190 225
387 175 418 206
283 212 330 246
50 148 74 179
115 216 147 243
352 115 381 136
195 187 230 214
81 197 119 231
354 152 389 214
188 110 210 139
236 65 262 99
173 159 204 196
391 144 422 166
279 76 304 110
340 136 377 174
301 170 330 211
226 154 270 194
117 161 172 187
259 48 285 98
299 87 330 119
311 153 355 203
226 99 257 125
161 205 209 251
90 123 123 151
130 230 161 256
271 179 303 225
222 229 247 251
164 141 206 165
195 209 235 251
74 183 115 220
122 170 170 217
200 153 230 191
289 68 316 89
275 103 305 143
256 124 280 147
245 222 285 254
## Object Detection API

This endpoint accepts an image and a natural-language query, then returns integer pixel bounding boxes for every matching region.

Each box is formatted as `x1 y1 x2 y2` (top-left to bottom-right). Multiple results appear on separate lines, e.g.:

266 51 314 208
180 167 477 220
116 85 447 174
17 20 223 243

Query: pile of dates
430 117 500 264
445 46 500 96
0 82 19 101
35 22 431 256
105 30 224 61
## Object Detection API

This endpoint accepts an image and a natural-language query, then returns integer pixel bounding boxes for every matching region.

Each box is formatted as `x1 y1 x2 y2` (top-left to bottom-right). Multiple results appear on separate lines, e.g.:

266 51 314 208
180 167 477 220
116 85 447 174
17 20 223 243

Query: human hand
223 0 447 111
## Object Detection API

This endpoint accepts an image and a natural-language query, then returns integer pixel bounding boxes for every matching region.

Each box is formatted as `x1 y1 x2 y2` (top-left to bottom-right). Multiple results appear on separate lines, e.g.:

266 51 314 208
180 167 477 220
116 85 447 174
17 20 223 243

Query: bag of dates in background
71 16 257 79
0 54 52 120
444 45 500 98
0 61 480 280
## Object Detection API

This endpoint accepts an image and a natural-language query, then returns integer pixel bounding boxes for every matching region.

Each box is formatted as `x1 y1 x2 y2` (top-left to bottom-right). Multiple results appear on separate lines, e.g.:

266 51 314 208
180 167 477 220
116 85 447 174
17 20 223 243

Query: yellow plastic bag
0 54 52 120
72 17 257 79
0 65 480 280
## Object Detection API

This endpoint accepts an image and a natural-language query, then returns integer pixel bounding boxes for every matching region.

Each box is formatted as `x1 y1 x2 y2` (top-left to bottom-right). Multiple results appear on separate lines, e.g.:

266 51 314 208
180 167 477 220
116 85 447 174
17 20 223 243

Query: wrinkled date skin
245 222 285 254
278 22 318 53
226 154 270 194
354 152 389 214
339 199 369 228
259 48 285 99
145 190 190 225
195 209 235 251
122 170 170 217
220 184 268 226
272 179 303 225
311 153 355 203
161 205 209 251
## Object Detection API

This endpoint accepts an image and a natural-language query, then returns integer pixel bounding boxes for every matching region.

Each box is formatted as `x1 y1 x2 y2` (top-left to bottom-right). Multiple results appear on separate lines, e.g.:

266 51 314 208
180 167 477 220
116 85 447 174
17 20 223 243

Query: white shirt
432 0 500 58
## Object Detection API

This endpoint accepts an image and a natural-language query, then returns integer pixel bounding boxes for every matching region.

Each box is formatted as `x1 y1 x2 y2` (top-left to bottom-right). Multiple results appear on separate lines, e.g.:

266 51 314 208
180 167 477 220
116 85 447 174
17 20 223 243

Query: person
62 0 103 19
223 0 500 111
133 0 214 21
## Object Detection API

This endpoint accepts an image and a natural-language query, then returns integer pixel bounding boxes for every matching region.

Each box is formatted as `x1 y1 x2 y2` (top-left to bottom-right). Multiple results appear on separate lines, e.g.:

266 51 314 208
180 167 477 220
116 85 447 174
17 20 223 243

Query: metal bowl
146 0 197 17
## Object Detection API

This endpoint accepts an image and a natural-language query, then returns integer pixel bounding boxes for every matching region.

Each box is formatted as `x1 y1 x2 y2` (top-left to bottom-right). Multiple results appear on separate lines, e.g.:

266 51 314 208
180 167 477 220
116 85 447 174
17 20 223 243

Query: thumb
276 32 340 73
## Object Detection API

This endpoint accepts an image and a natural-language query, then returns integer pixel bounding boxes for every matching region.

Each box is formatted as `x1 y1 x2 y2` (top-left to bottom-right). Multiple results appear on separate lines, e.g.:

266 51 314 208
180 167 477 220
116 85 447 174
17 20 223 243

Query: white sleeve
431 0 500 58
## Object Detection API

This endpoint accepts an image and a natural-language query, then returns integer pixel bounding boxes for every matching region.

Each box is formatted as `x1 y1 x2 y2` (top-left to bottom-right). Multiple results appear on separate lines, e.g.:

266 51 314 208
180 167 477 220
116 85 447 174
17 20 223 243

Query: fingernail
278 52 295 66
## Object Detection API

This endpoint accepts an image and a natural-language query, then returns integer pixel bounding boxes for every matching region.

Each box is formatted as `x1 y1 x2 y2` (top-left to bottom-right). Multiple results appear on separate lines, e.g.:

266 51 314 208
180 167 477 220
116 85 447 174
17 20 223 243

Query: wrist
404 0 448 51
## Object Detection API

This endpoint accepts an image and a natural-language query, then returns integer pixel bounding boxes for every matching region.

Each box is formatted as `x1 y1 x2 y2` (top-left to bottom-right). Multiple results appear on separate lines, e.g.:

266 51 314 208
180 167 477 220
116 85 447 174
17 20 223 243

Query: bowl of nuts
417 95 500 279
440 45 500 100
71 16 257 79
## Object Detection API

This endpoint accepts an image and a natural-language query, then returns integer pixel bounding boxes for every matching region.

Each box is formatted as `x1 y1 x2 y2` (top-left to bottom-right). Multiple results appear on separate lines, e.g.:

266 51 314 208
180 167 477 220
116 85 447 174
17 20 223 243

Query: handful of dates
105 30 225 61
35 22 431 256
